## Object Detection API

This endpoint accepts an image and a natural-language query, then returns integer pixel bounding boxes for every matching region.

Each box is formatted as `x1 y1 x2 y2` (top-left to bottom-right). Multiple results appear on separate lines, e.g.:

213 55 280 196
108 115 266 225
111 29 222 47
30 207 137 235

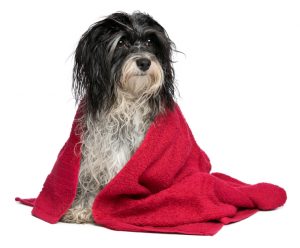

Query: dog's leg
60 207 93 224
60 190 95 224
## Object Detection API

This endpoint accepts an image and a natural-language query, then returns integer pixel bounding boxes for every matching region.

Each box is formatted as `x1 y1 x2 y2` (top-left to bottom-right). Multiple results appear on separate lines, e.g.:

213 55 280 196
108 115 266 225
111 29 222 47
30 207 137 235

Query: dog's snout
136 58 151 71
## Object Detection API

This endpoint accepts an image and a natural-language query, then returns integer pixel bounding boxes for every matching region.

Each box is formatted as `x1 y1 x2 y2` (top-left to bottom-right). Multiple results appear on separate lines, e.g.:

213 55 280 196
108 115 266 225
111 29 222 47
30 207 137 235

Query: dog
61 11 176 223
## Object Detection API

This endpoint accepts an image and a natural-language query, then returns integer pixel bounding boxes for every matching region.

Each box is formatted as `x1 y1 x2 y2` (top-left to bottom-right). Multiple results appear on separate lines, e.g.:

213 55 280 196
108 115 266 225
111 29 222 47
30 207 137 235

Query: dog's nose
136 58 151 71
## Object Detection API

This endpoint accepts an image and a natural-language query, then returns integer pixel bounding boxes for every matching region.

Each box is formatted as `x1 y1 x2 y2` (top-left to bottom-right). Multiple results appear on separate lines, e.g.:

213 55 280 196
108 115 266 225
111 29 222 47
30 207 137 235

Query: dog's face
73 12 175 117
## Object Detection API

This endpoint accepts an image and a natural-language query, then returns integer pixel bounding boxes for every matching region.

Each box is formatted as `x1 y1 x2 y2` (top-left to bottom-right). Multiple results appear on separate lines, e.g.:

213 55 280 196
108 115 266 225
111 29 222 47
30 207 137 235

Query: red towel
16 103 287 235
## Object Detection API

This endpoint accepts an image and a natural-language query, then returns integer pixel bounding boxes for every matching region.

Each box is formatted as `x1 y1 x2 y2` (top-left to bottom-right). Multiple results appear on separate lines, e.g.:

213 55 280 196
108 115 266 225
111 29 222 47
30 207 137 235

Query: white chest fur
74 101 152 208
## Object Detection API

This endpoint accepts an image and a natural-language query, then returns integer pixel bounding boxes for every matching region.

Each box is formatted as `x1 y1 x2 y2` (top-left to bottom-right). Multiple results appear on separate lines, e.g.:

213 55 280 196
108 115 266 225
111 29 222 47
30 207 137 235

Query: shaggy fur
60 11 175 223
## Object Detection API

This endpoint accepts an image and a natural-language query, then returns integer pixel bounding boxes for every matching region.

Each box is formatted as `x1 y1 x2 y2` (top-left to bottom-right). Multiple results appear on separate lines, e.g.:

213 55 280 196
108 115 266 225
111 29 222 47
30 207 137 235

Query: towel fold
16 103 286 235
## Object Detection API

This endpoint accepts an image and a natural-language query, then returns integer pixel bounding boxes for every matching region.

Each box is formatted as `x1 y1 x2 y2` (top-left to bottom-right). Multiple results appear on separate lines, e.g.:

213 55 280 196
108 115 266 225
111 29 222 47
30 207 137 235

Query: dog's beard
119 53 164 97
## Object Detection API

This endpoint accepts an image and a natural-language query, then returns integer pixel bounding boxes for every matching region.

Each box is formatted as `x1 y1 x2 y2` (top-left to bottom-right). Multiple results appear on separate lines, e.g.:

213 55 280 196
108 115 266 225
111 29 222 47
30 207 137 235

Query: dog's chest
79 108 151 191
112 111 147 171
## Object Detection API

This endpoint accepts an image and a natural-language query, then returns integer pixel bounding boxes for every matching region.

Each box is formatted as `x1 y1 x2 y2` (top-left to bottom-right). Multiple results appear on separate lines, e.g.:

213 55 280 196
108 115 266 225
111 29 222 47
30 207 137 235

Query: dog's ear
72 19 116 117
155 30 176 110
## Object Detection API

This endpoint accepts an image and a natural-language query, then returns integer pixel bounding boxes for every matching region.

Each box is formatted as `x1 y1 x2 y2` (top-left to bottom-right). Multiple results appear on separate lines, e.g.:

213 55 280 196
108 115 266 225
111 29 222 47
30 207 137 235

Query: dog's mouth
133 72 148 77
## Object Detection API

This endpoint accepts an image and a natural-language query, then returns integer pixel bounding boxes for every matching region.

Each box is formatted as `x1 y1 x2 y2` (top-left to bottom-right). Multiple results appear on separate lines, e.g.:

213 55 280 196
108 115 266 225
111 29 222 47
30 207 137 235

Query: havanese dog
61 11 176 223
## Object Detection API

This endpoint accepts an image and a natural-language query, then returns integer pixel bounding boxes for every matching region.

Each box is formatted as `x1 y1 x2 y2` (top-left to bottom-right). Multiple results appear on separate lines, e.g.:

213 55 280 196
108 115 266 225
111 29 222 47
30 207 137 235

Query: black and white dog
61 12 176 223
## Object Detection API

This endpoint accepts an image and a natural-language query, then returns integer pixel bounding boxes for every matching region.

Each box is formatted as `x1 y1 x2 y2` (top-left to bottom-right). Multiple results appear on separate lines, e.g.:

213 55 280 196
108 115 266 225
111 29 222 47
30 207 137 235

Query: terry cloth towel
16 103 287 235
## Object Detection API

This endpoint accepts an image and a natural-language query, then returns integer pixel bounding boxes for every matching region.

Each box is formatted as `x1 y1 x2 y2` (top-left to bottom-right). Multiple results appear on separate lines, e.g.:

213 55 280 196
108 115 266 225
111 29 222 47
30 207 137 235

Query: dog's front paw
60 207 93 224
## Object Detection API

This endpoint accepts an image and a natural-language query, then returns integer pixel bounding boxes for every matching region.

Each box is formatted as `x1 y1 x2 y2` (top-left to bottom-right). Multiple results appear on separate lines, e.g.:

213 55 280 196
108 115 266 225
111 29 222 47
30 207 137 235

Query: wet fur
61 11 175 223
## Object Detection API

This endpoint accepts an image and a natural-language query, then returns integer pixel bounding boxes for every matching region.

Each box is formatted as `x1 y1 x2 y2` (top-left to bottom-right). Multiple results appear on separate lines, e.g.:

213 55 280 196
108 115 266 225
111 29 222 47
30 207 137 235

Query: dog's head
73 12 175 117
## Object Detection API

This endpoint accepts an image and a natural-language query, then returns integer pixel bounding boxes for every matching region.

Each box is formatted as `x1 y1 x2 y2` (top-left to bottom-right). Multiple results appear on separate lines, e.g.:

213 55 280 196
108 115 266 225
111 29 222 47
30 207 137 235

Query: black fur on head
72 11 176 118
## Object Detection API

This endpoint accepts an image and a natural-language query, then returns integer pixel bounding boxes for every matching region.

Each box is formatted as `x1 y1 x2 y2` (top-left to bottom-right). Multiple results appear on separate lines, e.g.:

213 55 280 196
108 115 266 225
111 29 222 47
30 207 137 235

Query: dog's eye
117 39 129 48
145 39 152 47
118 39 127 47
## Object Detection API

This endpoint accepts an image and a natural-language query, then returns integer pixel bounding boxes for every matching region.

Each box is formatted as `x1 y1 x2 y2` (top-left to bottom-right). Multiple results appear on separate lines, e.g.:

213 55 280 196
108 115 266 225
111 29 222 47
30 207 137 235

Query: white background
1 0 299 247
